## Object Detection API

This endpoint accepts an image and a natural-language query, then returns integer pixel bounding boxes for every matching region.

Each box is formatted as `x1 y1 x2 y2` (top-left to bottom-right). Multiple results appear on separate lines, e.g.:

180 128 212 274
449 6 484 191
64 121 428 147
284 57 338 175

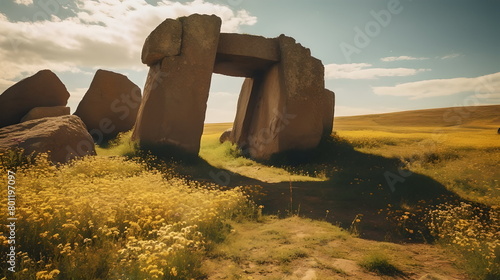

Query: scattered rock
74 69 141 144
133 14 222 154
219 128 232 143
231 35 334 159
21 106 70 122
141 18 182 66
0 115 96 164
0 70 70 128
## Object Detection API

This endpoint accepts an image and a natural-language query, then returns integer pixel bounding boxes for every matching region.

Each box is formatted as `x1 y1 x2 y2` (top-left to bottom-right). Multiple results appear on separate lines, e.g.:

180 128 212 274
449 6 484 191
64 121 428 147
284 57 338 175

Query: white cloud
381 56 429 62
372 72 500 100
440 53 460 59
474 93 500 103
14 0 33 6
325 63 429 80
0 0 257 92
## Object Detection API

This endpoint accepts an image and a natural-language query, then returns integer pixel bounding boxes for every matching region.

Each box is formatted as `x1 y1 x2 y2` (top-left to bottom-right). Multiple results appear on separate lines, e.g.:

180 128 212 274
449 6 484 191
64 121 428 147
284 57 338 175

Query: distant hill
204 105 500 134
334 105 500 129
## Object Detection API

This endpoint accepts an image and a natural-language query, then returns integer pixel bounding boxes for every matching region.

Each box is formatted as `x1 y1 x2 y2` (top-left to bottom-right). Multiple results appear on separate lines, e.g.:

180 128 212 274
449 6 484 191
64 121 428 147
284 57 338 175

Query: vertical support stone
230 77 254 145
243 64 284 159
273 35 333 155
132 14 221 155
231 35 334 160
323 89 335 136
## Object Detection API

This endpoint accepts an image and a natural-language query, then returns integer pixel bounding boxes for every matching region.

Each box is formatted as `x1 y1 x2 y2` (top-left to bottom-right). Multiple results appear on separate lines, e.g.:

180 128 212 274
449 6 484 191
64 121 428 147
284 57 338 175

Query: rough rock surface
230 78 254 146
133 14 221 154
214 33 279 77
0 70 70 128
21 106 70 122
141 18 182 66
0 115 96 164
323 89 335 136
74 69 141 143
230 35 334 159
219 128 232 143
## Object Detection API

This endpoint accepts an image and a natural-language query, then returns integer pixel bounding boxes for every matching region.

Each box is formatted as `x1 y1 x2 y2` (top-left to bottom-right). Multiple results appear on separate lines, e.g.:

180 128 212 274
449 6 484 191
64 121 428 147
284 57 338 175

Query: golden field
1 104 498 279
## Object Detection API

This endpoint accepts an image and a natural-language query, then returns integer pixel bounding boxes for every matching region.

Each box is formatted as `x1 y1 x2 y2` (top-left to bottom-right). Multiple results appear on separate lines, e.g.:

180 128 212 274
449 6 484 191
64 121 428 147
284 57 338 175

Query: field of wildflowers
1 109 498 280
0 153 255 279
427 202 499 280
337 124 499 280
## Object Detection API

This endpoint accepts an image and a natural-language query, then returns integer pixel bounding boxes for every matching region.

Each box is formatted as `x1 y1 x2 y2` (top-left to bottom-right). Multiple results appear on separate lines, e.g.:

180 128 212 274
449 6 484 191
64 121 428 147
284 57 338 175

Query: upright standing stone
0 70 70 128
274 35 332 153
133 14 222 155
74 69 141 143
323 89 335 136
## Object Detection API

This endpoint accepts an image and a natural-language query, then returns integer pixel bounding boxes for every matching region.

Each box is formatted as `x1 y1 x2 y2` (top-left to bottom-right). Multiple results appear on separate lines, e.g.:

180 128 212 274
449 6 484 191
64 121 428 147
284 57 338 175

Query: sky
0 0 499 123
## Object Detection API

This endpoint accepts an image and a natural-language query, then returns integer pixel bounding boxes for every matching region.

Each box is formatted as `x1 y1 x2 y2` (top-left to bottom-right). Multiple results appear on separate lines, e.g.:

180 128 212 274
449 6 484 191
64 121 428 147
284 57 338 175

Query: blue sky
0 0 499 123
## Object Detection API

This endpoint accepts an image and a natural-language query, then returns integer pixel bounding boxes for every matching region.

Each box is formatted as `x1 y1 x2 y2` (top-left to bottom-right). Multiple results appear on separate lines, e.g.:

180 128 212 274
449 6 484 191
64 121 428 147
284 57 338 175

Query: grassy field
335 105 500 206
198 105 499 279
1 105 498 279
202 216 463 279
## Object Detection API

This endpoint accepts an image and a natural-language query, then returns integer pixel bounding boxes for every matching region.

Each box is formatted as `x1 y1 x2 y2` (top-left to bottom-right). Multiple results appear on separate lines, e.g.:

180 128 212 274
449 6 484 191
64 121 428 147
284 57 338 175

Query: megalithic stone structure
133 14 335 160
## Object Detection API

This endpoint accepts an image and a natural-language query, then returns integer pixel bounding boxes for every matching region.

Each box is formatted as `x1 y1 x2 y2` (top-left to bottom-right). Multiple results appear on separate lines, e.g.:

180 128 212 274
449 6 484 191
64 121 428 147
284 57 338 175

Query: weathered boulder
0 115 96 164
0 70 70 128
133 14 222 154
141 18 182 66
21 106 70 122
219 128 232 143
74 69 141 144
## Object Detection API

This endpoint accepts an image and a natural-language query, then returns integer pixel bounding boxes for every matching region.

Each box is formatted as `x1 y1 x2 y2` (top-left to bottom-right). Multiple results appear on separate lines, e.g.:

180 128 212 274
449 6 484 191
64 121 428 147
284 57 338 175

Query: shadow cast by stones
146 136 462 242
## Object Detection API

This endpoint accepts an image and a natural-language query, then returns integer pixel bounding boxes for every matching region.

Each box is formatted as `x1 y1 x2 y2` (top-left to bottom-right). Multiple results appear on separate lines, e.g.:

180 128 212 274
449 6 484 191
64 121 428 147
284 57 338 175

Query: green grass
199 129 327 183
199 105 499 279
202 216 458 279
94 130 136 157
333 105 500 280
359 252 403 276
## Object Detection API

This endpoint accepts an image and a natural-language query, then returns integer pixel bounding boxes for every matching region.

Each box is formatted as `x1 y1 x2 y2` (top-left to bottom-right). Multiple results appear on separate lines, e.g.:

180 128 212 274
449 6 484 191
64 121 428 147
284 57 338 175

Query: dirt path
202 217 467 280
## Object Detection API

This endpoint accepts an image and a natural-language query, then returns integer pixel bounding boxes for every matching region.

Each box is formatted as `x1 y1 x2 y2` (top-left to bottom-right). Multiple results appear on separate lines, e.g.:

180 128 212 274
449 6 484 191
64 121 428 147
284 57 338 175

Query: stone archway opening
205 74 244 124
